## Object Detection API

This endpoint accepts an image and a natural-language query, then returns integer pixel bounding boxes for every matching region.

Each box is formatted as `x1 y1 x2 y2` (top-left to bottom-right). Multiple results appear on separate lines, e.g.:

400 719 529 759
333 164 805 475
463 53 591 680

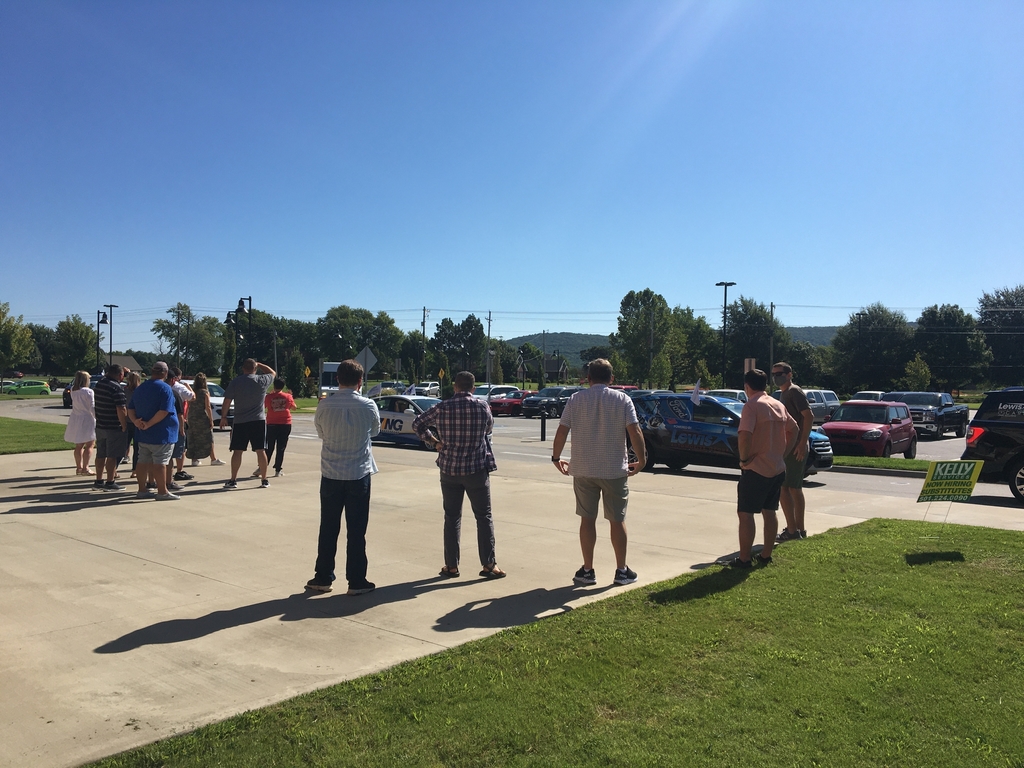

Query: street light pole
96 310 108 371
103 304 117 368
237 296 253 360
715 281 736 386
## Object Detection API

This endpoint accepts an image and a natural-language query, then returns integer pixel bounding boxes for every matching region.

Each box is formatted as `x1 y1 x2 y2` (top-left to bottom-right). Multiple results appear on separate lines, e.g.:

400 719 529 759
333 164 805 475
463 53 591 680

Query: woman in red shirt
263 378 297 477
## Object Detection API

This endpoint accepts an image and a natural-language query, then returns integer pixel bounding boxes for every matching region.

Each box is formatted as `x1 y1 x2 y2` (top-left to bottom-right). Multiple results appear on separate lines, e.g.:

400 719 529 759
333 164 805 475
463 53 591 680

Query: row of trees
3 284 1021 396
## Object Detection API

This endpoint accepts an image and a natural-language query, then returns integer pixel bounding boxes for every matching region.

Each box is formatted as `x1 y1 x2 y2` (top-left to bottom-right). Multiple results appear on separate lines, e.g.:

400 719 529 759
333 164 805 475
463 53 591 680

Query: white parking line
501 451 567 460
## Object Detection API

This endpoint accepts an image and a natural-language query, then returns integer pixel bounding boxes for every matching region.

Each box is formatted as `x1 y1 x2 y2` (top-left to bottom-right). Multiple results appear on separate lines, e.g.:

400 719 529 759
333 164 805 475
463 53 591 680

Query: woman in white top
65 370 97 475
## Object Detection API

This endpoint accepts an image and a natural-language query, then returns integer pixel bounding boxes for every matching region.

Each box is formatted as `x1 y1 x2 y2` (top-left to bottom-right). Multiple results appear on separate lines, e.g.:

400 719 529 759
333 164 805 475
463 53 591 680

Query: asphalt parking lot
1 399 1019 768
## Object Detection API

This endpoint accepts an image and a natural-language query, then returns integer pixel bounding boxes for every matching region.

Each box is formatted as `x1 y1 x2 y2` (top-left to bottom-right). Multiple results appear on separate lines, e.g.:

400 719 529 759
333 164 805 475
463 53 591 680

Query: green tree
900 353 932 391
53 315 97 374
914 305 992 390
610 289 671 386
0 303 35 376
283 348 306 395
316 306 403 379
25 323 57 374
723 297 791 386
978 285 1024 386
830 303 914 393
579 345 614 364
221 329 236 387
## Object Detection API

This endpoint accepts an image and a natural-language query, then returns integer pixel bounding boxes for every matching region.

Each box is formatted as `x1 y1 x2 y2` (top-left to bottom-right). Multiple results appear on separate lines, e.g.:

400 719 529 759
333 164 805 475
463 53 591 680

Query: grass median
91 519 1023 768
0 416 70 455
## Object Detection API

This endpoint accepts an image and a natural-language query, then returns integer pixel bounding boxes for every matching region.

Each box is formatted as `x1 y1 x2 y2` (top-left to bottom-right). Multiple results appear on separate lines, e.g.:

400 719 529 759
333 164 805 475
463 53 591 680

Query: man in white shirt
551 359 646 587
305 359 381 596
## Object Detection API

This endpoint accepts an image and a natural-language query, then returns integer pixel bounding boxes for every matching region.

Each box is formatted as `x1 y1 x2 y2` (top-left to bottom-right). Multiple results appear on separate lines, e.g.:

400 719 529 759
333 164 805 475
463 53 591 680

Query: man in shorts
127 362 180 501
551 358 647 586
771 362 814 542
732 368 799 568
92 363 129 492
221 358 276 489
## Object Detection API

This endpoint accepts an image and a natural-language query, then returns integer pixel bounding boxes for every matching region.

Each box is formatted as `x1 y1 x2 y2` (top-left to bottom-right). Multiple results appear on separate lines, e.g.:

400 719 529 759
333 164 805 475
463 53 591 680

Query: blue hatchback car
630 393 833 476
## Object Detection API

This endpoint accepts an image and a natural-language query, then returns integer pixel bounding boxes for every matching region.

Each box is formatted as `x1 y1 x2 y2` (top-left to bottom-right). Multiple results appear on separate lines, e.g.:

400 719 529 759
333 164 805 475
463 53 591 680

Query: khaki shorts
138 442 175 466
573 476 629 522
783 450 806 489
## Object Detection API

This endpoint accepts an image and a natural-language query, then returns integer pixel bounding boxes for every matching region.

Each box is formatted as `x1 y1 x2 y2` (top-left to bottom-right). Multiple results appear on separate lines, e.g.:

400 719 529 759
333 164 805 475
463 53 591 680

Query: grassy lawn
91 520 1023 768
833 456 930 472
0 416 70 455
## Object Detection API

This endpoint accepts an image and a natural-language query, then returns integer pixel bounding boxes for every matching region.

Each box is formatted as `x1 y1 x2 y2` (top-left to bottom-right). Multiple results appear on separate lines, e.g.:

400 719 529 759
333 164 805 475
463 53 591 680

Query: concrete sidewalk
2 435 1021 768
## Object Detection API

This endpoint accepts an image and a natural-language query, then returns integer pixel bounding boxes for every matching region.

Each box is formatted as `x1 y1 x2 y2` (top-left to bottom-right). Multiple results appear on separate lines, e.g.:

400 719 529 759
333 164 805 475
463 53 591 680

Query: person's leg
573 477 601 569
104 457 118 483
779 486 797 533
82 440 94 471
579 518 598 569
737 512 756 561
265 426 279 469
463 469 496 567
790 486 806 532
209 431 219 462
156 458 170 495
343 474 372 586
314 477 345 582
273 425 291 472
136 463 149 493
256 450 269 480
439 473 466 570
230 450 243 481
761 510 778 558
608 520 628 570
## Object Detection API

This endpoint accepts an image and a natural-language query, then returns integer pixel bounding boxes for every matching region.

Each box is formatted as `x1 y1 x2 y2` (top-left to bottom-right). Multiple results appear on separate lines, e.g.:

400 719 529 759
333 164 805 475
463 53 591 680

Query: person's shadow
432 584 614 632
94 577 468 654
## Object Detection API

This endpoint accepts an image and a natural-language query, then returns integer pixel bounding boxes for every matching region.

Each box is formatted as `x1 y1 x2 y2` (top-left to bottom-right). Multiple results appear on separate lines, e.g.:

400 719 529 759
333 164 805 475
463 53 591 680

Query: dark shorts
171 434 186 460
95 427 130 460
229 420 267 452
783 451 805 489
737 470 785 514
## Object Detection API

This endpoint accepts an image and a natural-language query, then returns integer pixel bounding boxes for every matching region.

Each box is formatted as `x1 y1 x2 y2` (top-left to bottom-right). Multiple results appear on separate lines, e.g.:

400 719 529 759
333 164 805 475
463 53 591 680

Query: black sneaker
799 529 808 539
614 566 638 585
347 581 376 595
93 481 105 491
260 478 270 488
305 577 333 593
755 553 773 566
727 557 753 569
223 479 238 490
146 481 157 490
776 527 801 543
573 567 597 586
103 481 123 491
173 471 193 481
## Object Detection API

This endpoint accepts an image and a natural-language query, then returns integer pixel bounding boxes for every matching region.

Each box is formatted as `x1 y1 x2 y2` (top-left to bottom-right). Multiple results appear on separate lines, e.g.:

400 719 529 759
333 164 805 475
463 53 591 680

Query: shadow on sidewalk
94 577 475 654
432 584 614 632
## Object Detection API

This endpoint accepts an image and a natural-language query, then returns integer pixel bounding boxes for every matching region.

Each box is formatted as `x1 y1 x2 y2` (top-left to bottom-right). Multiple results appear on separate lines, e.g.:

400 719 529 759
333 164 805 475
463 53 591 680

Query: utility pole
104 304 117 368
421 306 428 383
649 304 655 388
541 330 547 389
715 281 736 387
486 310 492 384
769 302 775 374
272 329 278 373
175 307 181 369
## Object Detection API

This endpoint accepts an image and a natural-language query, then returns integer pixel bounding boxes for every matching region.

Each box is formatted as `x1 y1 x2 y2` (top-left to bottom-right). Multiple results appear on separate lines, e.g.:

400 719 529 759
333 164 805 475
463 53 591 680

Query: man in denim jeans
305 359 380 595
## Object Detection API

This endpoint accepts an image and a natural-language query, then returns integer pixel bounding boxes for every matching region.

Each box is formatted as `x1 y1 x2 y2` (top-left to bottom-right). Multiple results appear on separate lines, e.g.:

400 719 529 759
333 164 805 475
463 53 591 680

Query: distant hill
506 332 610 365
786 326 839 346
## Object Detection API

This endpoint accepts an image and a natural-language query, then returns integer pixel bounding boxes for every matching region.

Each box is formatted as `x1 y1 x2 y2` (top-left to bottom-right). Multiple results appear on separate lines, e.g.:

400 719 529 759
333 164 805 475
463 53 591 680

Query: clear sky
2 1 1021 352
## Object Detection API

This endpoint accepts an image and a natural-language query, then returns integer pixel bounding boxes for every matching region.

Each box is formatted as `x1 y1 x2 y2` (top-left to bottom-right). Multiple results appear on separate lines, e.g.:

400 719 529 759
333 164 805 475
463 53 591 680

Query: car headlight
922 411 935 421
862 429 882 441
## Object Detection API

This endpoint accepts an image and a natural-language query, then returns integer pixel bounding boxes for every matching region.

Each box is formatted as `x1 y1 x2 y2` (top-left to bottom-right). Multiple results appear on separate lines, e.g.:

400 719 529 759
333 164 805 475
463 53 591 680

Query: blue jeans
315 475 371 587
439 469 496 569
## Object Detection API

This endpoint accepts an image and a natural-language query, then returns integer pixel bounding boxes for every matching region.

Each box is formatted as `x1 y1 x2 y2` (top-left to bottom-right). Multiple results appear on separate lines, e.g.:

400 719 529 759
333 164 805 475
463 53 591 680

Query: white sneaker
211 459 226 466
191 459 201 466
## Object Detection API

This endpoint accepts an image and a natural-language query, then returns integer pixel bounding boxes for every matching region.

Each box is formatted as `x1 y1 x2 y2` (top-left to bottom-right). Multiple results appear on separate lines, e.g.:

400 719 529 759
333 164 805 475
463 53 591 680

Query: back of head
151 361 169 380
336 359 363 387
744 368 768 392
586 358 613 385
169 366 182 380
72 370 90 390
125 371 142 392
241 358 257 374
273 378 285 391
105 363 123 379
454 371 475 391
194 372 208 391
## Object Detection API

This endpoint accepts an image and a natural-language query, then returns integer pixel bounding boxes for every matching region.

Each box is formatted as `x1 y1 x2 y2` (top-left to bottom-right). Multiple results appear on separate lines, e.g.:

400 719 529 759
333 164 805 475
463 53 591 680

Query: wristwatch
551 456 560 463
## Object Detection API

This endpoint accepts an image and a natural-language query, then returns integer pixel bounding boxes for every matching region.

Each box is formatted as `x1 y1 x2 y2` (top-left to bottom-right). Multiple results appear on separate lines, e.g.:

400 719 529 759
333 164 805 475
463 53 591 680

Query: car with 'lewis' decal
372 395 441 449
630 393 832 477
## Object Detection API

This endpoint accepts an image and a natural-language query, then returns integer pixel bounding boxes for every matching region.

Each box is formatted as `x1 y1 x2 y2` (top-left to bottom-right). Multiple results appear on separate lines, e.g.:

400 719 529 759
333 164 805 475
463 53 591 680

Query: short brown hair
193 372 208 391
454 371 475 391
744 368 768 392
105 363 123 378
336 359 363 387
241 358 257 374
772 361 793 374
586 358 613 384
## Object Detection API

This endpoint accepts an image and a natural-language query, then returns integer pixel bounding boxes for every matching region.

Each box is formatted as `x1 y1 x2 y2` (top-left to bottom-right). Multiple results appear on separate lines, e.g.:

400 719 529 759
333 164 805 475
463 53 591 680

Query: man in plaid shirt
413 371 505 579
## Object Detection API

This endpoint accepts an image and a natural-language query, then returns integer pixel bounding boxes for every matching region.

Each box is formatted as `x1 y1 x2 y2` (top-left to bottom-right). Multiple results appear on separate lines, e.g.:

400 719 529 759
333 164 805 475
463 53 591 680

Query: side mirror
823 415 830 423
891 418 901 425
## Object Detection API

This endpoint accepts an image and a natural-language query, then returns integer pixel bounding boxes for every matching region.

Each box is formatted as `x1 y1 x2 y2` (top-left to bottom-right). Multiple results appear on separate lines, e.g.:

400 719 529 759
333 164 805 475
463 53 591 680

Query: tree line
2 283 1021 396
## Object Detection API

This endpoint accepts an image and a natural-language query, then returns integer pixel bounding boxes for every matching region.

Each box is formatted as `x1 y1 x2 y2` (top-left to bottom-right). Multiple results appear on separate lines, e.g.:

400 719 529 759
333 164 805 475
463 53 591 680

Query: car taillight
966 426 985 447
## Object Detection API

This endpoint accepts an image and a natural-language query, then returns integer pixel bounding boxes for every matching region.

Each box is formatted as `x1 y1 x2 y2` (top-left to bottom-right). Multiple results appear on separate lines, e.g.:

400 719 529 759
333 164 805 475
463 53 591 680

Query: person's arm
205 397 213 424
413 407 441 450
551 424 571 475
785 413 801 457
738 430 752 469
255 362 275 377
219 396 233 429
138 410 170 431
116 405 128 431
792 408 813 460
626 422 646 476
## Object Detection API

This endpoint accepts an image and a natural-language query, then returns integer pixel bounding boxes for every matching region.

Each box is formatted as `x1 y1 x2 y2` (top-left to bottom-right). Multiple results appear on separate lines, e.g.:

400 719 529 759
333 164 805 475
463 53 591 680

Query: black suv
522 386 585 418
961 387 1024 504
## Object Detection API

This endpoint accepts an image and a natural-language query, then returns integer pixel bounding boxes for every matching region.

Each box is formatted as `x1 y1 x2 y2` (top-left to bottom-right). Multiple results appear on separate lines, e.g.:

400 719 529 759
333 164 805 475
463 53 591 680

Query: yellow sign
439 369 445 379
917 461 984 503
304 367 311 377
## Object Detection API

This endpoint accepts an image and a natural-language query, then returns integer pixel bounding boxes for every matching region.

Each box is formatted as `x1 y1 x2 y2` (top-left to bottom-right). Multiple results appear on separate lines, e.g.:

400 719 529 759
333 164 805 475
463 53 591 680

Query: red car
489 390 537 417
820 400 917 458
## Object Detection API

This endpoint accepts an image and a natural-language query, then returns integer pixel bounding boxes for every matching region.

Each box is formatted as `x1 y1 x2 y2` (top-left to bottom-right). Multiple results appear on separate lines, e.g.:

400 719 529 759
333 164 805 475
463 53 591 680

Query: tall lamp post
103 304 117 368
715 281 736 386
236 296 253 359
96 310 108 371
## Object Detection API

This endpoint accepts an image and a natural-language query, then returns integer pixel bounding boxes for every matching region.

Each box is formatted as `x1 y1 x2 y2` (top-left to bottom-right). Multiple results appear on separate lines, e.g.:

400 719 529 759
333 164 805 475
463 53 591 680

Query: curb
828 465 925 479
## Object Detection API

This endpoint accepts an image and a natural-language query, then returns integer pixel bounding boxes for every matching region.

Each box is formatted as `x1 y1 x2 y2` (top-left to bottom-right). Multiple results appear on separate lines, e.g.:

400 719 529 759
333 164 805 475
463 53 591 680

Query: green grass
0 416 71 454
90 520 1024 767
833 456 930 472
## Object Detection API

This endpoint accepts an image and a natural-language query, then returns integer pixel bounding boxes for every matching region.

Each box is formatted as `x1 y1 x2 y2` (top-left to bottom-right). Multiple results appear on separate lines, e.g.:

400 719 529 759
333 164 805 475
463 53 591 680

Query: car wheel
882 442 892 458
512 406 521 416
955 418 966 438
1009 457 1024 505
904 436 917 459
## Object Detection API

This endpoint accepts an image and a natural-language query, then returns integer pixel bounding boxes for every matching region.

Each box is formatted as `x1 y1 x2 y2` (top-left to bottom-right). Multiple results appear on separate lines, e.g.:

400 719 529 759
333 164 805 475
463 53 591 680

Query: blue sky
2 1 1021 352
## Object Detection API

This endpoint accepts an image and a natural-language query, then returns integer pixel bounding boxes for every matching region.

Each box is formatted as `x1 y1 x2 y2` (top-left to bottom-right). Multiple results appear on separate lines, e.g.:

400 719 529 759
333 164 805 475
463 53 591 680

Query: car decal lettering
380 418 404 432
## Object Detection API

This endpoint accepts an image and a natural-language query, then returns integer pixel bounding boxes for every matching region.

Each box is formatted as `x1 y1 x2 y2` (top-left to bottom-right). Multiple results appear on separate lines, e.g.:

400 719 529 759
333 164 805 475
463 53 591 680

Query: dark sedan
522 386 585 418
631 393 832 477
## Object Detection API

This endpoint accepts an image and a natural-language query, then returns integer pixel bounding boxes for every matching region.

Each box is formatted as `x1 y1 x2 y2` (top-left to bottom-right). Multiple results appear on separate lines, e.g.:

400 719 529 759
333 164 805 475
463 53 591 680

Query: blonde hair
125 371 142 394
72 371 90 391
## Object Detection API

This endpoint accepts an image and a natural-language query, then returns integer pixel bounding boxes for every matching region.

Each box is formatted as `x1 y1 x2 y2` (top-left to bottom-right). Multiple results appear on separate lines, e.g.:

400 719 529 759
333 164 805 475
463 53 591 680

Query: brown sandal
439 566 460 578
479 564 506 579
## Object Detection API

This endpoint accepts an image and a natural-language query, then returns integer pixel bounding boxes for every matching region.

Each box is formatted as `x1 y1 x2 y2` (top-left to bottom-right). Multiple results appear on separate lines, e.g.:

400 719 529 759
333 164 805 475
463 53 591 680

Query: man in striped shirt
551 359 646 586
413 371 505 579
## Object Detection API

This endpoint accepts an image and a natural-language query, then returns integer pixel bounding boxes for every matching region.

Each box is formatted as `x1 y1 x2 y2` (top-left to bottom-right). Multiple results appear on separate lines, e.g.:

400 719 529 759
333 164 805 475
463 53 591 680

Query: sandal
479 564 506 579
439 566 460 578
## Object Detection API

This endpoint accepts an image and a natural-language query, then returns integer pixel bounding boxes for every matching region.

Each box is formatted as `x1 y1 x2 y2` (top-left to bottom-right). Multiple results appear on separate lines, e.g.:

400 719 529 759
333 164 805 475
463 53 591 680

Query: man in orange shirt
263 378 297 478
731 368 799 568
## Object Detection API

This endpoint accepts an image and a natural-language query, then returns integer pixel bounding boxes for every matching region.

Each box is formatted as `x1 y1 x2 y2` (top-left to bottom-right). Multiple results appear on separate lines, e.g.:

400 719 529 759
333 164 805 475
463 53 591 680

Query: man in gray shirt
220 358 276 489
772 361 814 542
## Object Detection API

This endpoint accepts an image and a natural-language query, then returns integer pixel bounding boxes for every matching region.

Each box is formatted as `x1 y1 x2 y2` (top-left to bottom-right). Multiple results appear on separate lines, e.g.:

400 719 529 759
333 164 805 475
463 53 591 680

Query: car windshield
832 405 886 423
537 388 563 397
887 393 941 406
473 386 493 396
207 383 225 397
721 402 744 417
852 392 879 400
